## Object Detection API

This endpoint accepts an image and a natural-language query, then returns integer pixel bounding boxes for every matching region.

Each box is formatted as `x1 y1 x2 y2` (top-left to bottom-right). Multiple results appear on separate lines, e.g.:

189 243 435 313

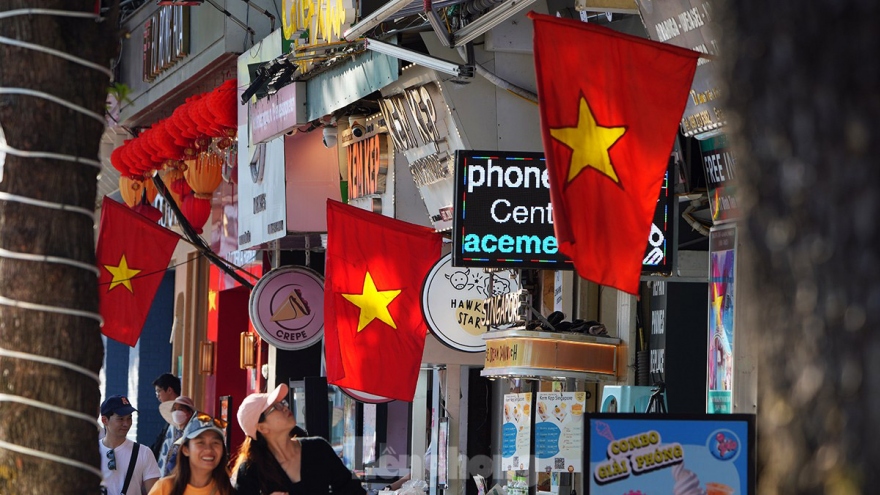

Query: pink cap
237 383 288 439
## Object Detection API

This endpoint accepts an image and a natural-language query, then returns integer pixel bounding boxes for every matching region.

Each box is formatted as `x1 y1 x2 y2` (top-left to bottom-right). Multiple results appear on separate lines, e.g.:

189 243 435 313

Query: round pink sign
249 266 324 350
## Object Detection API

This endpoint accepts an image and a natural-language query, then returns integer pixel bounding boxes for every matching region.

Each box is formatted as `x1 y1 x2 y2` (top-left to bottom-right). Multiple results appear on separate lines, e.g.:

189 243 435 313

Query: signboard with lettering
635 0 723 139
281 0 356 72
379 82 464 231
346 132 390 201
649 281 667 377
238 37 288 250
586 414 756 494
455 150 675 273
249 266 325 350
251 82 307 144
421 253 522 352
535 391 586 473
453 151 569 270
700 134 738 223
502 393 533 471
143 6 189 82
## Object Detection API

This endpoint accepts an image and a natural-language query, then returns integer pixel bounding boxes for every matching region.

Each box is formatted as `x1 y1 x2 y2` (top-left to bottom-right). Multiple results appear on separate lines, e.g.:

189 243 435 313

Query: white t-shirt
100 438 161 495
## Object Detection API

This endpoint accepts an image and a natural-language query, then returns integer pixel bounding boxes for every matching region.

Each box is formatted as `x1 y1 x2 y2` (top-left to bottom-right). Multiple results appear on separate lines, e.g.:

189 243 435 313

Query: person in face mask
157 396 198 477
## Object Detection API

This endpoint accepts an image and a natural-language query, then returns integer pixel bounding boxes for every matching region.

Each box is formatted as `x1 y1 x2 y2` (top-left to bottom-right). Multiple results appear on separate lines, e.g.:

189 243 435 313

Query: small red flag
96 198 180 346
324 200 441 402
530 13 699 295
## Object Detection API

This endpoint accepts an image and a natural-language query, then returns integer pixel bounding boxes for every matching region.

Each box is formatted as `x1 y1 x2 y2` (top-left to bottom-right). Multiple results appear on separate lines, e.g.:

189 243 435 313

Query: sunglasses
195 412 228 430
106 449 116 471
260 399 289 422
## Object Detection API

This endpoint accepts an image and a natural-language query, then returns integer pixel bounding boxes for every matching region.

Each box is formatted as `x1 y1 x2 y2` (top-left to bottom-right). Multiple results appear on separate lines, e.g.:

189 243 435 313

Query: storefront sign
421 253 522 352
649 281 667 376
249 266 325 350
455 150 673 272
587 414 755 494
143 5 189 82
484 289 531 330
700 134 739 223
708 225 736 414
347 133 389 200
379 82 463 231
483 334 618 376
282 0 355 46
502 393 533 471
453 151 569 270
636 0 724 139
535 392 586 473
238 35 287 250
251 82 307 144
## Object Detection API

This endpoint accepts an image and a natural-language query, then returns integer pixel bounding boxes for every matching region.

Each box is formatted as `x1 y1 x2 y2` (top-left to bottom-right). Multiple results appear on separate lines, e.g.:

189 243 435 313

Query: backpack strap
121 442 140 495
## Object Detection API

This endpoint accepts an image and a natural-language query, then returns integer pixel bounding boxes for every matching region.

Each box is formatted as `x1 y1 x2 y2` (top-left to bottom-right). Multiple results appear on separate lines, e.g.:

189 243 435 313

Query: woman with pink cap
231 383 366 495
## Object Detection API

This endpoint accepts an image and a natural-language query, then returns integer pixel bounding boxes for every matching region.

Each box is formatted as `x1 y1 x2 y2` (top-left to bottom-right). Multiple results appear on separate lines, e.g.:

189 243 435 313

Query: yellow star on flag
208 290 218 311
550 96 627 184
104 254 141 293
342 271 401 332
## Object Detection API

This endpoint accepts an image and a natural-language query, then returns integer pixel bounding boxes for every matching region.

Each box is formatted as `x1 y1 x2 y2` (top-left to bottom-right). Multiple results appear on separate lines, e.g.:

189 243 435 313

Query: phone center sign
453 151 571 269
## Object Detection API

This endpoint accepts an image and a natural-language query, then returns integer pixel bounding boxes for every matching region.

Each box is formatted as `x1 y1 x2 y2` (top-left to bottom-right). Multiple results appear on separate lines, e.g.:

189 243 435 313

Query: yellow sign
484 336 618 376
282 0 355 45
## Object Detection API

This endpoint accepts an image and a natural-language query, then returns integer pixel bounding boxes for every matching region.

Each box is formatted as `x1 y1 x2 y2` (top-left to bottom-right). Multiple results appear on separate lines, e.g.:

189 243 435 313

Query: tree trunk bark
0 2 118 493
724 2 880 493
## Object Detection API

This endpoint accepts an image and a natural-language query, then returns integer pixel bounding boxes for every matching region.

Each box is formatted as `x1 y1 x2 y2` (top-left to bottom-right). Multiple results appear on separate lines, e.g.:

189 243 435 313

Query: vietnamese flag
324 200 441 402
529 12 699 295
96 197 180 346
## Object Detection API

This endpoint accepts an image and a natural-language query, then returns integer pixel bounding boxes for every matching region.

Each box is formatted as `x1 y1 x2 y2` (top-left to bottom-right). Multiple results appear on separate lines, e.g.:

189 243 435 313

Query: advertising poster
586 414 755 494
502 393 533 471
708 226 736 414
536 392 587 473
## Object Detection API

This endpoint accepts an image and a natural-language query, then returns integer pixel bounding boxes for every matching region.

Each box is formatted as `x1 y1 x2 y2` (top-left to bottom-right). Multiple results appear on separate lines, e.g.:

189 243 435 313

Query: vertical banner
707 226 736 413
502 393 533 471
650 281 667 378
535 392 586 474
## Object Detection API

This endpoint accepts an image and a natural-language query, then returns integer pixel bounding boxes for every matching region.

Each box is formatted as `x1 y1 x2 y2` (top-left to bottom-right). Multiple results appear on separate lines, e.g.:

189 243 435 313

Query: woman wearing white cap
158 396 198 476
231 383 366 495
149 414 233 495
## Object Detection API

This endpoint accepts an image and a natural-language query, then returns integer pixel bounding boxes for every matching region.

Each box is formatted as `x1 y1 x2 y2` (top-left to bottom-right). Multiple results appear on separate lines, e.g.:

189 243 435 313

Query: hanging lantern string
0 7 108 482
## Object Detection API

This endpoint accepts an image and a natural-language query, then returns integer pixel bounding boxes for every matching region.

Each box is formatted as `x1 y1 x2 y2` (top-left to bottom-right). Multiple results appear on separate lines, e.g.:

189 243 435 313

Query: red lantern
180 192 211 234
208 79 237 132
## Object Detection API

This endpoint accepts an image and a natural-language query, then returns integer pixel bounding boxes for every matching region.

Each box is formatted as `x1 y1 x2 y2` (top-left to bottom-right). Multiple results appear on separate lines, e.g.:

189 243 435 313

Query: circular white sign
421 253 522 352
249 266 325 350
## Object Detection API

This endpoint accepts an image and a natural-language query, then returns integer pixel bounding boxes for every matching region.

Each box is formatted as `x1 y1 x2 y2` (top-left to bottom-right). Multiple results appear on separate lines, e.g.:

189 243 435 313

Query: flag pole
151 175 256 289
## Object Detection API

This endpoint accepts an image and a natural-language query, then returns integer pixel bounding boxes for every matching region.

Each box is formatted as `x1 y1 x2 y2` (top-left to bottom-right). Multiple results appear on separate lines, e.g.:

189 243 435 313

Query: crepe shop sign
594 430 683 484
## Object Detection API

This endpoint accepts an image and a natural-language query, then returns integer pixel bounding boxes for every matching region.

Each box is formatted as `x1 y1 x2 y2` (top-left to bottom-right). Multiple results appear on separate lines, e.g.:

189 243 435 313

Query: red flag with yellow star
96 197 180 346
530 12 699 295
324 200 441 401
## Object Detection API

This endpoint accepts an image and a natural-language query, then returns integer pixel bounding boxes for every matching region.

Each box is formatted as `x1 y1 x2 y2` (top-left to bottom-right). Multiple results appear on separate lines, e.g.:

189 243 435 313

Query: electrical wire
0 7 112 481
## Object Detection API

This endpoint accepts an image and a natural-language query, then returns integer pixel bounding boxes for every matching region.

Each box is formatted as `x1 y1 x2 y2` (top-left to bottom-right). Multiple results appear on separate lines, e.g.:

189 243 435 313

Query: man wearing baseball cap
100 395 160 495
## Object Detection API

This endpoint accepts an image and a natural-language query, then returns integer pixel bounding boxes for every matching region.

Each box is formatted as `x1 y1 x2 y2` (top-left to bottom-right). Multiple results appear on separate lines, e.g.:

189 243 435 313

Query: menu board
586 414 755 495
501 393 533 471
535 392 587 473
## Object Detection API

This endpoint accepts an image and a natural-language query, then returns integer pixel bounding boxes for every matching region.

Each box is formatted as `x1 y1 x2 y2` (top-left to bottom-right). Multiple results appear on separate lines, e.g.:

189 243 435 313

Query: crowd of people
99 374 367 495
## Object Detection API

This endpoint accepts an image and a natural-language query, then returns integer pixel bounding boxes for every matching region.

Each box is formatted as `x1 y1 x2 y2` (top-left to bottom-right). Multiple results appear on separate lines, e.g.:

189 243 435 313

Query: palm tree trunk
725 1 880 493
0 2 118 493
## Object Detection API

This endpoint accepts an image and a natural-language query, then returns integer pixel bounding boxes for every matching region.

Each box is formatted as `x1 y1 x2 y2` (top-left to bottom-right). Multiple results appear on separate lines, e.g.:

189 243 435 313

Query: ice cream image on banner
672 463 706 495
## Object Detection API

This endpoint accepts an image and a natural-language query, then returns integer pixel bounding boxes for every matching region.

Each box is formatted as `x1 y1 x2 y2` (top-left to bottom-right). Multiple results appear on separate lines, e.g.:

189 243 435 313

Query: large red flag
324 200 441 401
530 13 699 295
96 198 180 346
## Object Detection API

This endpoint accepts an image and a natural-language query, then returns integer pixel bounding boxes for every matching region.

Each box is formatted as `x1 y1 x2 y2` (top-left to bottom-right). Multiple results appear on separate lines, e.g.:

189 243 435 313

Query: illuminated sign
482 331 619 376
143 6 189 83
455 150 675 273
453 151 570 270
346 133 389 200
484 289 531 330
